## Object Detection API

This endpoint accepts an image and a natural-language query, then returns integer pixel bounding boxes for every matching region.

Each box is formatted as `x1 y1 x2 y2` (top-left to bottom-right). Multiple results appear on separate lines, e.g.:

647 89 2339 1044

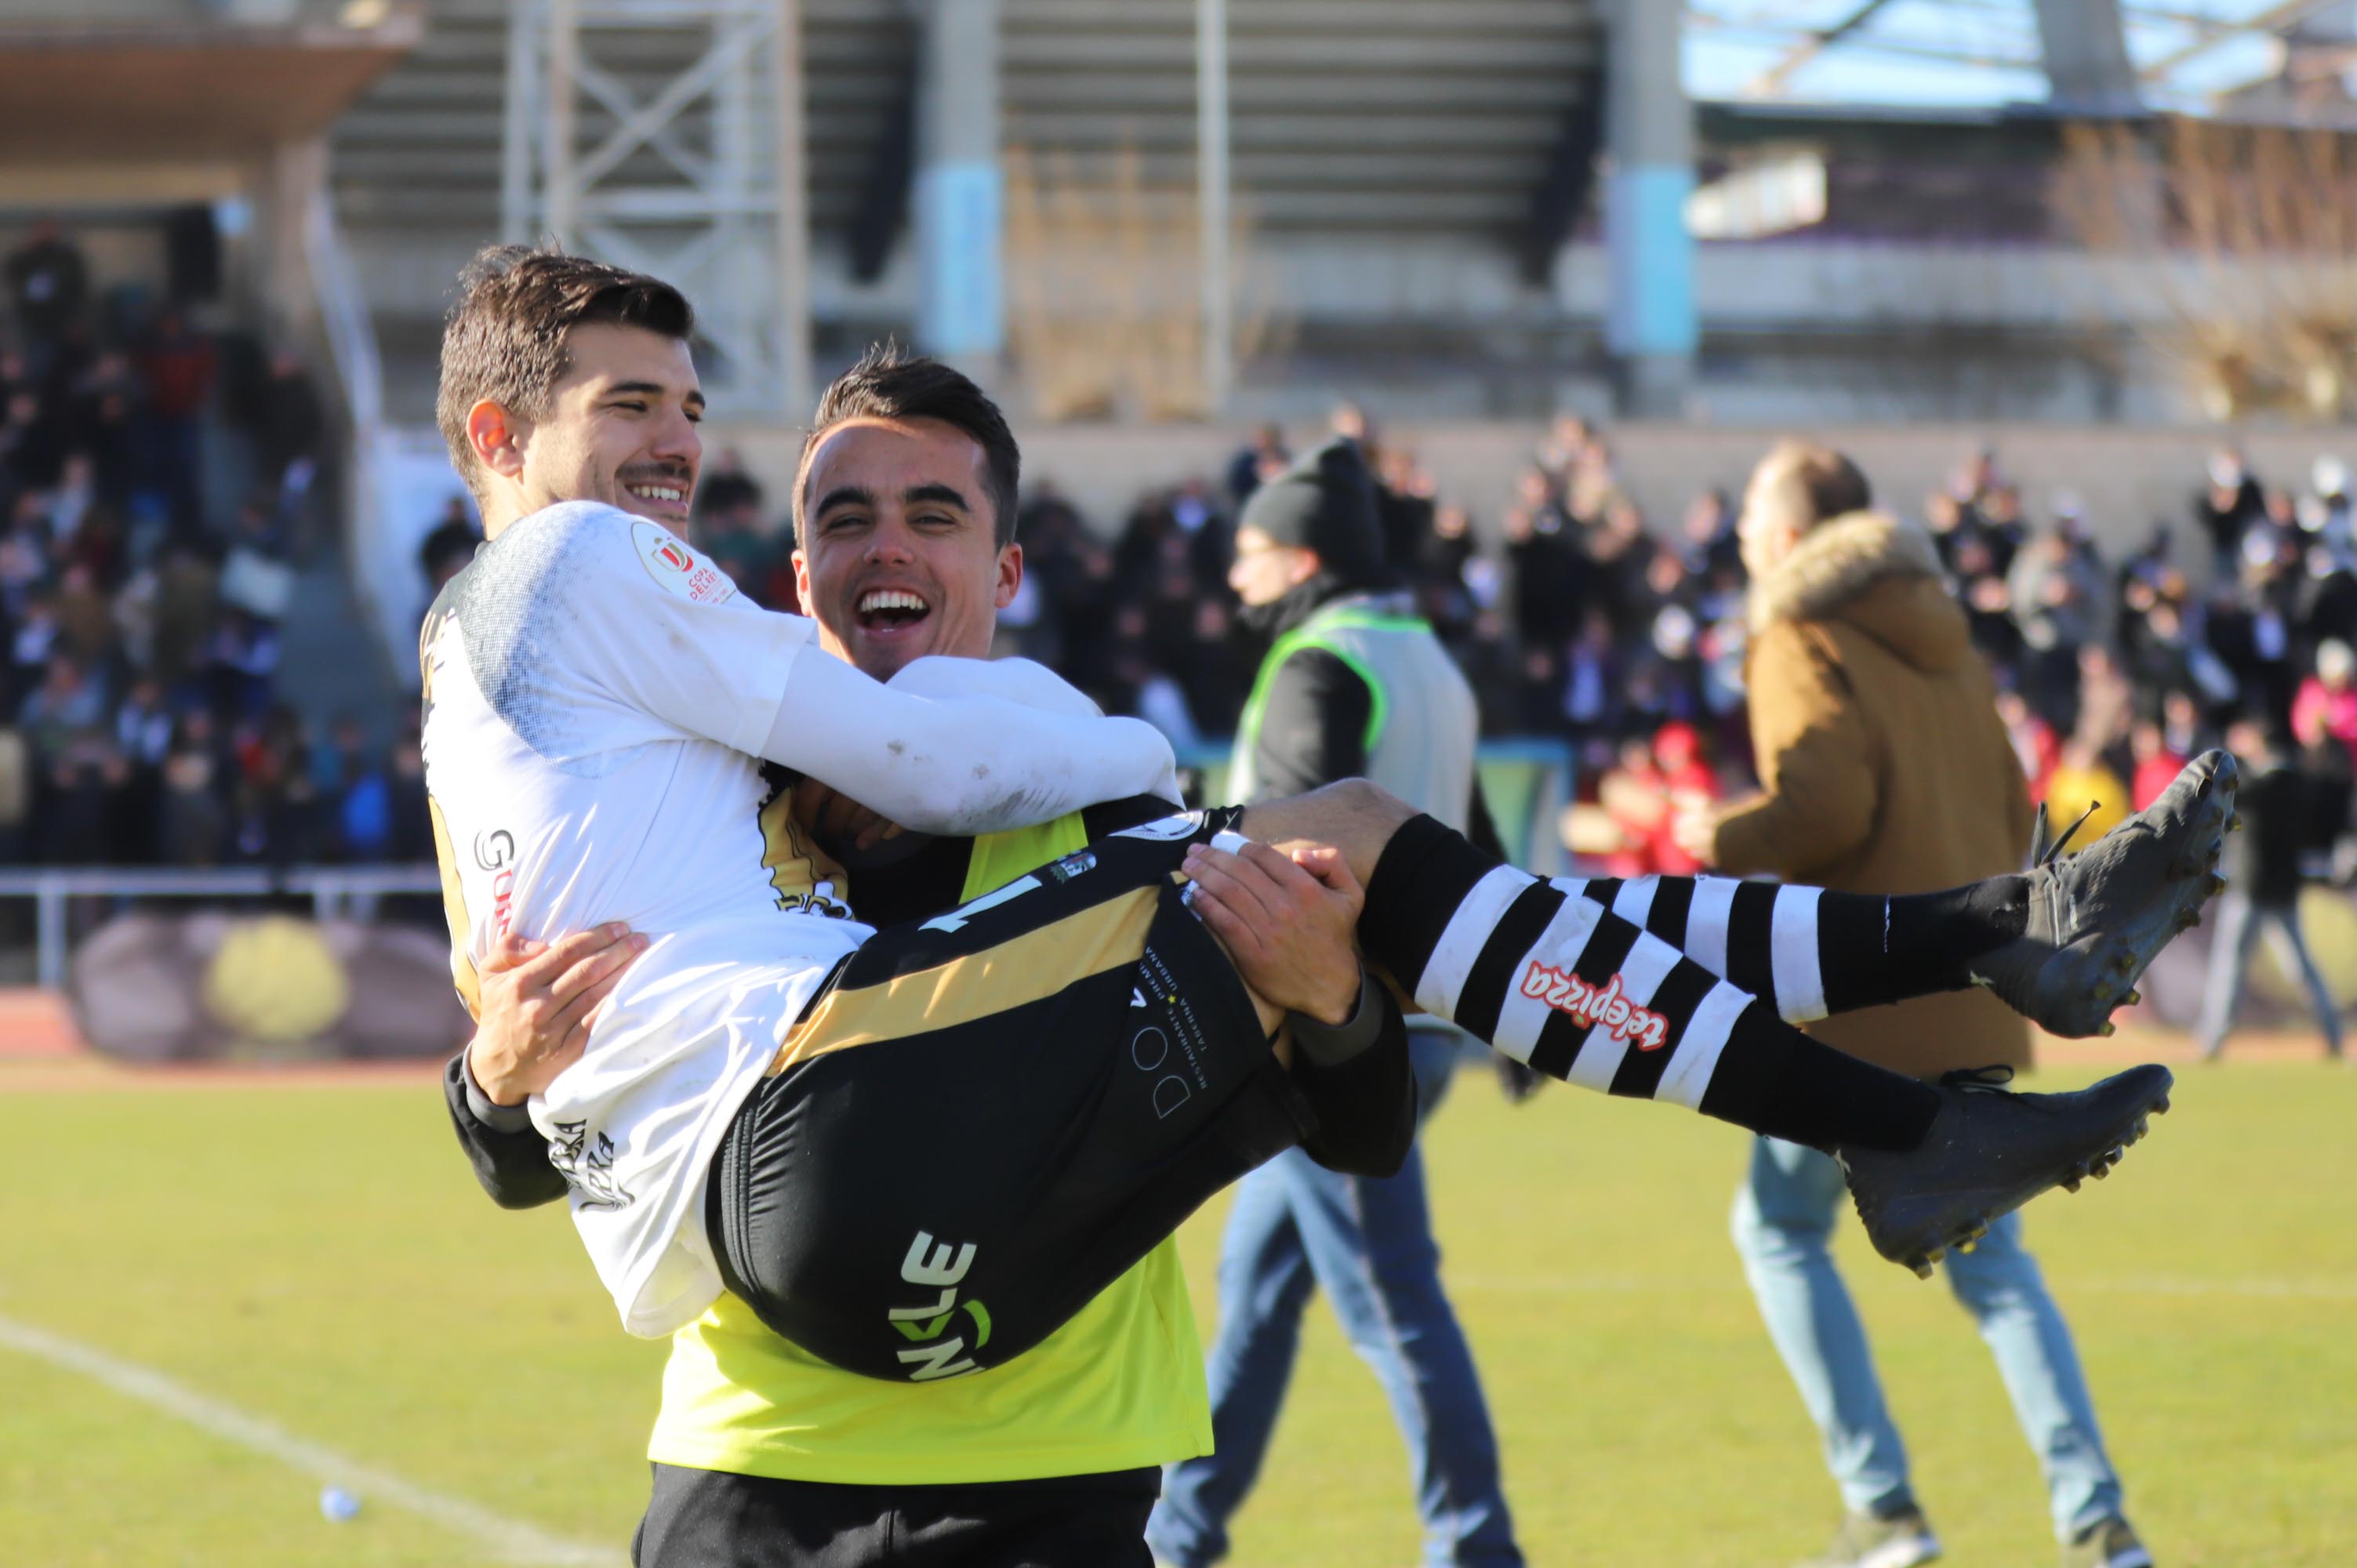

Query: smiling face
466 321 706 536
794 416 1020 678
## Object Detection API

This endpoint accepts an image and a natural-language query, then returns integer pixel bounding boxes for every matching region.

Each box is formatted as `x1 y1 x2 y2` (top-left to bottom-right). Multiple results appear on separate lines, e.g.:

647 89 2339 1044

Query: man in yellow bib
444 348 1413 1566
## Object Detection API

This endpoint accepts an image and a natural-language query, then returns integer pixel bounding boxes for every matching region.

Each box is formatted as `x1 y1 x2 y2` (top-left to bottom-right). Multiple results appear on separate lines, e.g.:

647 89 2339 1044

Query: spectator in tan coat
1675 441 2151 1568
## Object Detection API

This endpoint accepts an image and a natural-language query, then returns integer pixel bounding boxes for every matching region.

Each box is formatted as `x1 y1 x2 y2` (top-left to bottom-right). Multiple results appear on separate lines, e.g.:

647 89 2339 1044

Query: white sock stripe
1548 875 1594 901
1687 876 1738 978
1655 981 1751 1109
1611 876 1658 927
1770 884 1827 1022
1563 929 1682 1091
1415 864 1540 1018
1489 895 1606 1064
1619 931 1683 1005
1563 1027 1628 1092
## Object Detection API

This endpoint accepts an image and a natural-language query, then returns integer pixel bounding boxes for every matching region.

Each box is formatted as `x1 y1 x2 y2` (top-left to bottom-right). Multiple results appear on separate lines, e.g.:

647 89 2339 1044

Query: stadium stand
328 0 1603 415
0 5 419 892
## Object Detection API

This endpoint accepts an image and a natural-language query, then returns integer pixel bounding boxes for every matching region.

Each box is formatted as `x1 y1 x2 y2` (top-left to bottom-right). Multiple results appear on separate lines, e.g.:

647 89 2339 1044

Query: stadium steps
1003 0 1601 236
275 544 408 748
328 0 1600 335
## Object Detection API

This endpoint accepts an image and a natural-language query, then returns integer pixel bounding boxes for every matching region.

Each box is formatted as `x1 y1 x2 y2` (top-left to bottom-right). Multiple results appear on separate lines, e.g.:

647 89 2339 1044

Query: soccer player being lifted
423 248 2229 1404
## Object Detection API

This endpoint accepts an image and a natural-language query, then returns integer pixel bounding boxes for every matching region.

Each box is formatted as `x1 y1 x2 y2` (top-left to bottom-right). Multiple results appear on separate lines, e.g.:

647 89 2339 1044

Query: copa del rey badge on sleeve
631 518 736 606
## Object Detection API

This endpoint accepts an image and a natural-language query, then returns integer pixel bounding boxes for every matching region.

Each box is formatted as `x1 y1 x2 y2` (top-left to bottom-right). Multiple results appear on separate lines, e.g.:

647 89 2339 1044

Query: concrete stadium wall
704 419 2357 570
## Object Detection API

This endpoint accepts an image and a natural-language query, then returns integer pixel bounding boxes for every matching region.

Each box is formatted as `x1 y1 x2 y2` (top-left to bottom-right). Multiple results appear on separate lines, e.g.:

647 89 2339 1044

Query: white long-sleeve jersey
419 501 1177 1334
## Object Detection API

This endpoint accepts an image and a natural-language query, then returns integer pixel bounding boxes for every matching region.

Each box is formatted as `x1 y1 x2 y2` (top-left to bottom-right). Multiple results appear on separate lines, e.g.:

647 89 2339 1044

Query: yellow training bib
647 815 1211 1483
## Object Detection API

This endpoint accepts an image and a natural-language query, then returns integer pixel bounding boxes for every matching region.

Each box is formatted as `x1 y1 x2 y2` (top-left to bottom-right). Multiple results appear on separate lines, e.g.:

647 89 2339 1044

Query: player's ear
467 399 528 482
790 548 816 618
993 542 1023 612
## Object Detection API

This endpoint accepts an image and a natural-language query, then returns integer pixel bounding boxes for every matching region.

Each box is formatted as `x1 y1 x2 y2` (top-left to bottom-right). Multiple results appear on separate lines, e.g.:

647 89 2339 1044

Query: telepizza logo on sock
1520 964 1670 1051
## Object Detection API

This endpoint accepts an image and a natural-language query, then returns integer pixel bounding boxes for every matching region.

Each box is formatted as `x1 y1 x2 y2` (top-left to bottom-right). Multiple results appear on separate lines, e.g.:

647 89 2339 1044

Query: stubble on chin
857 641 922 683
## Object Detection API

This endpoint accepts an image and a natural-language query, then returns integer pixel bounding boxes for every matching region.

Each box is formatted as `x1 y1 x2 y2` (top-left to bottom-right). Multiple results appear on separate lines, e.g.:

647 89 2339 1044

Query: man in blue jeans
1683 441 2148 1568
1152 1029 1516 1568
1147 441 1523 1568
1734 1142 2132 1563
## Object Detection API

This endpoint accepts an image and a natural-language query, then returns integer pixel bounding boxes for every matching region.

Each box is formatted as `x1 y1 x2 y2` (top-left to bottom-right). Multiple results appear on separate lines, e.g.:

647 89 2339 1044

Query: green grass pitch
2 1052 2351 1566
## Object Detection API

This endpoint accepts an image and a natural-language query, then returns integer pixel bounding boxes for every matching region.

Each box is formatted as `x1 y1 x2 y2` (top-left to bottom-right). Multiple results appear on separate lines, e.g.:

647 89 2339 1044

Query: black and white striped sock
1549 873 1830 1025
1548 869 2025 1016
1360 817 1941 1149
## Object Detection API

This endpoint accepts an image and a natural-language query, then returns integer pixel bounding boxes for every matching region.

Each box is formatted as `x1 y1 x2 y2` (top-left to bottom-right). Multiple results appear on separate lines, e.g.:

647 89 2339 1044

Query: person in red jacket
1646 720 1719 876
2130 718 2188 812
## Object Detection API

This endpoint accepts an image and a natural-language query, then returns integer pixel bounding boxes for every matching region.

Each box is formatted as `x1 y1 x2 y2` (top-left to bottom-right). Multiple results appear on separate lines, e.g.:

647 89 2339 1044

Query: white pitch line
0 1312 623 1567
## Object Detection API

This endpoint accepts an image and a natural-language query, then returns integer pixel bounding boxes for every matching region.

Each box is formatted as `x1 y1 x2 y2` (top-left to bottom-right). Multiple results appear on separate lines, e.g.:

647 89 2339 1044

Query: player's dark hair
797 344 1022 547
436 245 695 506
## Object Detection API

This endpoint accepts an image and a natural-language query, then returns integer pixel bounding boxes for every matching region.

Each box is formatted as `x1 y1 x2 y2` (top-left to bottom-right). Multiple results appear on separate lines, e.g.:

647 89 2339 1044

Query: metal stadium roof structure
1686 0 2357 113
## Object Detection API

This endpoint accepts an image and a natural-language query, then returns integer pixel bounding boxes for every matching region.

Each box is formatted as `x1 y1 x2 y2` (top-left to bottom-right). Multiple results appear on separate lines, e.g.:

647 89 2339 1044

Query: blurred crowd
985 408 1748 758
1925 444 2356 873
12 205 2357 898
0 218 429 872
693 414 2357 891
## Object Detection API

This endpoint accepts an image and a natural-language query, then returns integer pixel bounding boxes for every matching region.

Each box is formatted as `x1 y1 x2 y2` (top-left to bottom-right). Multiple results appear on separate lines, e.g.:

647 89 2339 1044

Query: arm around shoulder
886 655 1106 720
767 648 1179 834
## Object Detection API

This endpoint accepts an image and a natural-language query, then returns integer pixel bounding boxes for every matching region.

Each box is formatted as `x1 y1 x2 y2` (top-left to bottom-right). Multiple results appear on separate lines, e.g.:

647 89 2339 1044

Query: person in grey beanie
1148 437 1528 1568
